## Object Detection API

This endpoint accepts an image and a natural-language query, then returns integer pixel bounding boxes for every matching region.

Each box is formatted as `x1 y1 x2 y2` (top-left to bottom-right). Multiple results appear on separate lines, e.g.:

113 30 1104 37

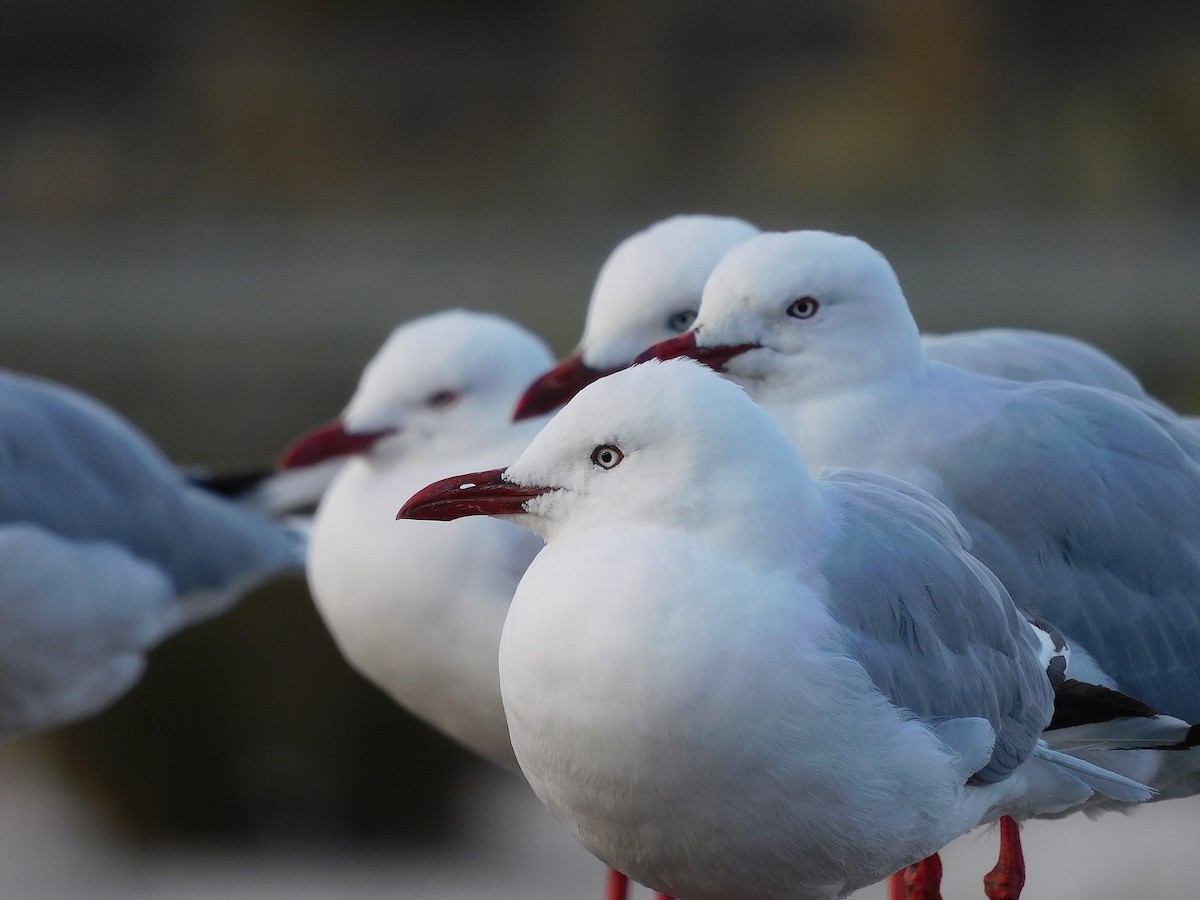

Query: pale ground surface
2 742 1198 900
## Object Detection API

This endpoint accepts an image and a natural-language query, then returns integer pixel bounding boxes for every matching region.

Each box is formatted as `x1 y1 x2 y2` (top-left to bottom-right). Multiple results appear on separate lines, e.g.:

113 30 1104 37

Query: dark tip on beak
513 353 617 421
280 420 397 469
634 331 759 370
398 467 549 522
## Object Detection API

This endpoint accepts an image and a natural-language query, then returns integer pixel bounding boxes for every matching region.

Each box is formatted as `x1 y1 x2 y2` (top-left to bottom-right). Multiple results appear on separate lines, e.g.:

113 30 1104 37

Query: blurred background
1 0 1198 897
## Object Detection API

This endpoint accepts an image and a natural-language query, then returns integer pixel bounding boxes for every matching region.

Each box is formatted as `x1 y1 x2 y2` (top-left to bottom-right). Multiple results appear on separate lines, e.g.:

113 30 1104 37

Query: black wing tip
190 466 276 498
1048 678 1159 731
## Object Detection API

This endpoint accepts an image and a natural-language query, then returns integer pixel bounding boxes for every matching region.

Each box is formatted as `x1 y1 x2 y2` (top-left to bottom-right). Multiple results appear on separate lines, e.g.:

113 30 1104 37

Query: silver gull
401 359 1156 900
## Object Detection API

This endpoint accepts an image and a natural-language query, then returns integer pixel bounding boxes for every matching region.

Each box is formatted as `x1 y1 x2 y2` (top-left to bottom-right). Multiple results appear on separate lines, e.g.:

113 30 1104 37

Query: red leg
605 868 629 900
983 816 1025 900
886 853 943 900
903 853 943 900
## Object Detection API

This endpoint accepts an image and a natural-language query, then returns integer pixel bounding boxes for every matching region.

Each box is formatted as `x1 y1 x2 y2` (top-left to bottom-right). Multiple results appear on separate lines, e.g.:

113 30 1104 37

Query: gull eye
666 309 697 333
590 444 624 469
426 390 460 409
786 296 820 320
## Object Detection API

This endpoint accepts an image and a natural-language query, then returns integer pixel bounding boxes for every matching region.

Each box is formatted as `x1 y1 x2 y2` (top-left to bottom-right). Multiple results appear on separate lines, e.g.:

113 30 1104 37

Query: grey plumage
908 374 1200 722
0 369 303 736
817 469 1051 783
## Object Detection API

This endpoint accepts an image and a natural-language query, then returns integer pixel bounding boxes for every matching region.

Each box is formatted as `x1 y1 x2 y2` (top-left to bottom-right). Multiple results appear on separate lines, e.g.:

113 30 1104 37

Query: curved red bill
280 419 397 469
633 331 760 370
512 353 617 422
398 468 548 521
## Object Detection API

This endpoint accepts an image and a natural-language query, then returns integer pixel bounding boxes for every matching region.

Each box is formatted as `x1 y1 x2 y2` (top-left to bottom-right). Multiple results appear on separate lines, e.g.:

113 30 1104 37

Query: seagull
280 309 552 766
0 370 304 737
636 229 1200 897
400 359 1157 900
513 216 1169 422
277 309 662 900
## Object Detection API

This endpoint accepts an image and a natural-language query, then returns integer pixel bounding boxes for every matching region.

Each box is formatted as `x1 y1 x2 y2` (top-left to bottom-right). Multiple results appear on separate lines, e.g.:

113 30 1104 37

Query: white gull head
580 215 761 371
346 309 554 457
681 230 928 397
284 309 554 469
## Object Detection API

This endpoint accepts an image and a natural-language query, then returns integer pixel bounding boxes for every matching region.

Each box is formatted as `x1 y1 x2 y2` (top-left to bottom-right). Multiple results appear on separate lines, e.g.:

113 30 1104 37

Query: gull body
402 360 1150 900
0 370 303 736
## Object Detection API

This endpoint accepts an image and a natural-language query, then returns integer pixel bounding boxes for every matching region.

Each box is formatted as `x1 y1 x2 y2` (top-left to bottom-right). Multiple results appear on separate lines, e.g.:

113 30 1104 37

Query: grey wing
920 329 1148 400
0 524 176 736
0 371 303 607
925 382 1200 722
816 469 1053 784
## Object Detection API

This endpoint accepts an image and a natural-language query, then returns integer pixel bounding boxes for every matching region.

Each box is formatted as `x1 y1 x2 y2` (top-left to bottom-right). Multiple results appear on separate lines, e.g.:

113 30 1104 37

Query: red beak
280 419 397 469
512 353 617 422
633 331 760 370
397 468 549 521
